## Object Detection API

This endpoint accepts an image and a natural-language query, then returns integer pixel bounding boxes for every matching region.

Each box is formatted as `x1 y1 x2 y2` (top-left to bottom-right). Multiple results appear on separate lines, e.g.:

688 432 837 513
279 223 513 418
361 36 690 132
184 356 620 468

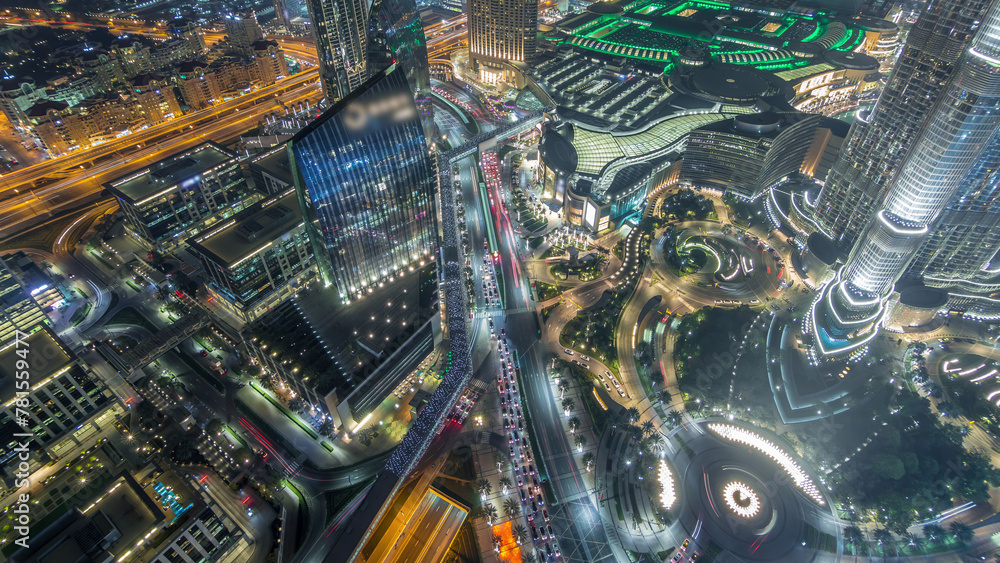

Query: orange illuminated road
0 66 321 237
0 16 321 238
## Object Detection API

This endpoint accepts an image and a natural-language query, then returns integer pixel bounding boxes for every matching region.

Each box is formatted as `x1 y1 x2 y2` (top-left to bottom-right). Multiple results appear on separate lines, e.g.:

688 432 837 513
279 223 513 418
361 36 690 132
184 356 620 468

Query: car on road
564 349 573 355
681 539 690 551
537 494 544 505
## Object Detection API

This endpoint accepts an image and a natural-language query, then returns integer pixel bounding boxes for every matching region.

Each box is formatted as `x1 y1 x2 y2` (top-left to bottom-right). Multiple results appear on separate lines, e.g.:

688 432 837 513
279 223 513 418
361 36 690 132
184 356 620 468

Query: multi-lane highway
0 68 321 238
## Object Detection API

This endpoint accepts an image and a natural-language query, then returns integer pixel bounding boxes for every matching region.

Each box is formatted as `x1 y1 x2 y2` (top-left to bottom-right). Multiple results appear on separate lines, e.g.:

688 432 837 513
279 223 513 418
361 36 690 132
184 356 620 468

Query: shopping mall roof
556 0 874 74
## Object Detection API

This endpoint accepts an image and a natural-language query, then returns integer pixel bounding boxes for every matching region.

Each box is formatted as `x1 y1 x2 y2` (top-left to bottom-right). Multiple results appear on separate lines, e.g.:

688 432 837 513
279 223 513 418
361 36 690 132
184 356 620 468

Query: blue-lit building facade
289 66 437 302
366 0 433 136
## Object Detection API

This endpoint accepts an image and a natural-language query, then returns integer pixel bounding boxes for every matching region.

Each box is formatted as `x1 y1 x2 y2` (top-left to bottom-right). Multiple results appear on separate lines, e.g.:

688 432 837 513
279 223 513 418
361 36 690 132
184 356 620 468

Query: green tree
206 419 223 435
843 525 864 545
641 420 655 436
574 434 587 451
484 502 498 525
503 497 520 520
923 524 945 544
667 410 683 427
582 452 596 471
499 475 512 495
873 453 905 480
950 521 974 544
513 523 527 545
562 398 575 413
476 478 492 498
627 407 640 422
569 416 581 433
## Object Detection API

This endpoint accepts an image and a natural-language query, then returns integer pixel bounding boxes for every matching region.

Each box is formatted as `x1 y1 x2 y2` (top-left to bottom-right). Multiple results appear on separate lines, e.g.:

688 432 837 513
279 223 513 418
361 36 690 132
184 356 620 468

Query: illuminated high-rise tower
366 0 432 134
468 0 537 84
808 0 987 247
288 66 437 303
808 0 1000 359
306 0 368 101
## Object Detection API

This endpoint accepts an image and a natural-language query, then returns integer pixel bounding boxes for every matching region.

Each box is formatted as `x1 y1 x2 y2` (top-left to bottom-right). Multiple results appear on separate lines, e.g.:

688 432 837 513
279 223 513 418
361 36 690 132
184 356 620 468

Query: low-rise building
0 256 47 345
0 326 123 486
188 188 315 324
132 73 182 124
106 142 262 251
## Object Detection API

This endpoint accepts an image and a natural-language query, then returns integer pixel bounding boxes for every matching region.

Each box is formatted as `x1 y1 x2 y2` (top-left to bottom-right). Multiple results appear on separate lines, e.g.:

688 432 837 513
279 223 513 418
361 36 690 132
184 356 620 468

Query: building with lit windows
0 256 47 346
0 326 123 487
910 133 1000 294
224 12 264 58
106 143 262 251
289 65 437 302
188 188 315 324
682 112 847 198
468 0 537 84
807 0 1000 359
808 0 988 248
366 0 432 133
306 0 368 101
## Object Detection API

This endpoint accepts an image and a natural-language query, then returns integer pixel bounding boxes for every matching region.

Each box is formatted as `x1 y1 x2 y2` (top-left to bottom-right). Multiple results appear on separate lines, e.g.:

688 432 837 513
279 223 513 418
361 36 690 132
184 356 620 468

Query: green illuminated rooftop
556 0 877 74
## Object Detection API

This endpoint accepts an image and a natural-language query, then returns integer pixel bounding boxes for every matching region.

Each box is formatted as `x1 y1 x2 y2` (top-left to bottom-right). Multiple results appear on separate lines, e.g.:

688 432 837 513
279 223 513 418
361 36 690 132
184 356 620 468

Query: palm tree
667 410 682 427
658 389 672 404
513 523 528 545
476 478 492 498
950 521 973 544
484 502 498 525
521 552 536 563
499 475 512 495
873 528 892 546
627 407 640 422
569 416 581 433
843 525 864 546
494 452 505 471
902 531 920 549
504 497 520 519
574 434 587 452
492 532 502 551
641 420 655 436
923 523 945 544
562 398 575 415
582 451 596 471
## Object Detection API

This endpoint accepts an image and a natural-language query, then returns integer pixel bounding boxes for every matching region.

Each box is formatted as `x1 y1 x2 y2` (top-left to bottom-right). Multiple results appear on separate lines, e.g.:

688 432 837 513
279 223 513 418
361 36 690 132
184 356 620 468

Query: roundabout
651 223 786 307
658 421 832 561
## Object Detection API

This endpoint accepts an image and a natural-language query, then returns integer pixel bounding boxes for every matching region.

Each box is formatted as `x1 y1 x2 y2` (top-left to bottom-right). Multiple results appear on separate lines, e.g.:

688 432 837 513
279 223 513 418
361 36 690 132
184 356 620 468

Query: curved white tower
810 0 1000 359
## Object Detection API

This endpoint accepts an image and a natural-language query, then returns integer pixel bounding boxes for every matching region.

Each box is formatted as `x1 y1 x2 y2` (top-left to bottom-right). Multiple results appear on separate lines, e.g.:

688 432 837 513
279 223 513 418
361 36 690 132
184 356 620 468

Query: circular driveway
670 423 827 561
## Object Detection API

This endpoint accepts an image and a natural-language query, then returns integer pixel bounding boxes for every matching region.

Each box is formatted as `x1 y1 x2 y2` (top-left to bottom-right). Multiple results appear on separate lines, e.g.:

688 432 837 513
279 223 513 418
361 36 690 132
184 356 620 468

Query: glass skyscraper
306 0 368 101
366 0 432 136
809 0 1000 359
809 0 987 247
288 66 437 302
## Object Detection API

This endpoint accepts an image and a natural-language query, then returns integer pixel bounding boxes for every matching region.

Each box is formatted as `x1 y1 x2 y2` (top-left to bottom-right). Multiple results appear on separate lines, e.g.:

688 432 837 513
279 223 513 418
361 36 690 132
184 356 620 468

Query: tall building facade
468 0 537 83
808 0 1000 359
288 66 437 302
306 0 368 101
907 131 1000 290
808 0 987 247
224 12 264 58
366 0 432 135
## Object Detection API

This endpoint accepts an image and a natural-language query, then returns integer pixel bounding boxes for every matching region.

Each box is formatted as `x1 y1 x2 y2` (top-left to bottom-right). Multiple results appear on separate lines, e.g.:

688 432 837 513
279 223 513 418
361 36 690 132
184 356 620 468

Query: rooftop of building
10 472 174 563
25 99 68 117
250 146 294 185
245 263 438 396
554 0 879 76
131 72 167 87
0 325 73 405
105 142 235 204
189 188 303 267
